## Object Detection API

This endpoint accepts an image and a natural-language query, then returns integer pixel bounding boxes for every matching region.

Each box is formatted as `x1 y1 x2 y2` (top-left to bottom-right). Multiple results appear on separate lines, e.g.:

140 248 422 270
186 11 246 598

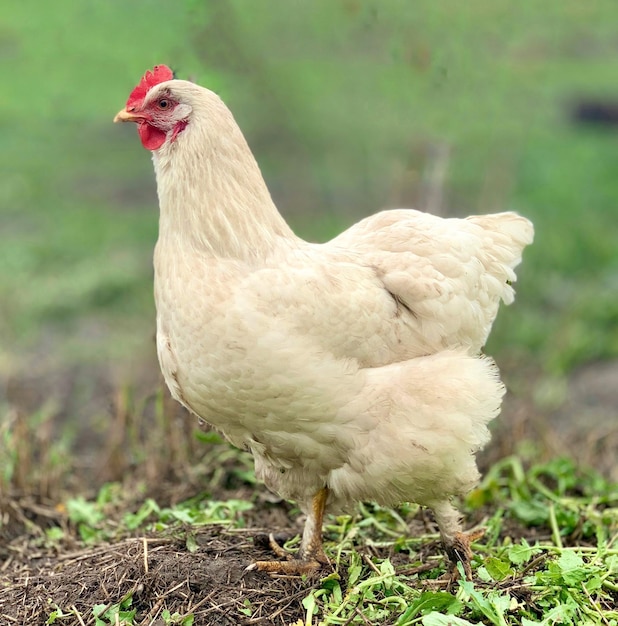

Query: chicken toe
247 553 325 576
248 488 330 576
444 529 485 580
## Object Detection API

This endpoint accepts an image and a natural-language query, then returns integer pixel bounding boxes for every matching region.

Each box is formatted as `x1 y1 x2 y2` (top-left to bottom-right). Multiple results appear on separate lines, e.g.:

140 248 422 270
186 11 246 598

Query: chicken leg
248 487 330 575
432 500 483 580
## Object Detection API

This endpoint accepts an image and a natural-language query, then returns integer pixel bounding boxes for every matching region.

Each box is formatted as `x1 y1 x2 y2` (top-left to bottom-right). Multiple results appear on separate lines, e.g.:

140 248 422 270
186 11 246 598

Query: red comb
126 65 175 110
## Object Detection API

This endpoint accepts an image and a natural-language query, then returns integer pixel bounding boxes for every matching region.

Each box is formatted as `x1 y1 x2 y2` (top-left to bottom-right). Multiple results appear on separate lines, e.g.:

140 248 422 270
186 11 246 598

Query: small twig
581 582 611 626
182 590 218 614
71 605 87 626
139 597 165 626
362 554 381 575
355 607 373 625
520 554 548 576
55 536 175 563
143 537 149 574
155 579 187 600
246 589 307 624
201 596 252 615
0 556 13 573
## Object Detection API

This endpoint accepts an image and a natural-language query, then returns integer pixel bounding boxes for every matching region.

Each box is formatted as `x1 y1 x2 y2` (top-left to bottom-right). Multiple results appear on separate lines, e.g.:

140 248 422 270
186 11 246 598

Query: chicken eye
158 99 170 109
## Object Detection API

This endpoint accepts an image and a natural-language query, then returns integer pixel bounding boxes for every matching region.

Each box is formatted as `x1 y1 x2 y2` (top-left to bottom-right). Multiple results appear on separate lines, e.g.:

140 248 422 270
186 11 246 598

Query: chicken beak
113 108 142 123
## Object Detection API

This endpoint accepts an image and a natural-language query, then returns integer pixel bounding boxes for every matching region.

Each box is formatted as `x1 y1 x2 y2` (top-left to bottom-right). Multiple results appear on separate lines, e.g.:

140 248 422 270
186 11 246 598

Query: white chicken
114 65 533 577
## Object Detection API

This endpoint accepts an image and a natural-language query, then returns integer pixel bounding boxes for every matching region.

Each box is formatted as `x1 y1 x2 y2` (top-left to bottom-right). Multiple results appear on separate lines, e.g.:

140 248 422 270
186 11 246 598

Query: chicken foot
432 500 484 580
444 528 485 580
247 487 330 575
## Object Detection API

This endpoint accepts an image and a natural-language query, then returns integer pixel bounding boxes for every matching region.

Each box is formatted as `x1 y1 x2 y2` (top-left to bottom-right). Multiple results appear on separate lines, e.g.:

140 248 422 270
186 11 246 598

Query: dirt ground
1 359 616 625
1 520 315 625
0 489 555 626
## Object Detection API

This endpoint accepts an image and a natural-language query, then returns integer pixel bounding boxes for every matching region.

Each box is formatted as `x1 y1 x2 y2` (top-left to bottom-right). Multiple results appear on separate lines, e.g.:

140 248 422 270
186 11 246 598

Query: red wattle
137 123 167 151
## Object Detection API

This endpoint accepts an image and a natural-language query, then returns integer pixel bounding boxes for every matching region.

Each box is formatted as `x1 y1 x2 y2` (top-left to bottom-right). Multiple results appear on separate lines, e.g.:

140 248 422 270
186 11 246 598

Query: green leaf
459 580 511 624
194 430 224 444
405 591 463 619
321 573 342 604
379 558 396 577
96 482 120 506
45 527 65 542
484 556 514 581
78 523 101 543
46 609 64 625
119 594 133 610
508 539 540 565
422 612 481 626
185 533 199 553
302 592 318 617
118 609 137 622
556 551 587 585
166 508 195 524
509 499 549 525
92 598 136 625
347 555 363 587
66 496 104 526
476 566 493 583
584 575 602 592
542 603 579 623
123 498 160 530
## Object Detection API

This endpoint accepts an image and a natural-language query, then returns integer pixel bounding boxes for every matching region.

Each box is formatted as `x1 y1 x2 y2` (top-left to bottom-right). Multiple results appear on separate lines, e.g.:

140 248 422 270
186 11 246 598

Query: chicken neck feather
151 81 296 260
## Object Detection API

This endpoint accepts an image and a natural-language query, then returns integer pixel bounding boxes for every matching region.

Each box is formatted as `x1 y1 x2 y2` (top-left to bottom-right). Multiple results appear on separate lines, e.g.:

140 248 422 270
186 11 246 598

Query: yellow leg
247 487 330 575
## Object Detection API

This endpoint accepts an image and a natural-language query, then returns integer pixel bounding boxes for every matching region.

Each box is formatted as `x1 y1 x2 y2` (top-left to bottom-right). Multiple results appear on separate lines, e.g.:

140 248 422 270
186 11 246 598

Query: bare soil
2 522 314 625
1 359 616 625
0 489 556 626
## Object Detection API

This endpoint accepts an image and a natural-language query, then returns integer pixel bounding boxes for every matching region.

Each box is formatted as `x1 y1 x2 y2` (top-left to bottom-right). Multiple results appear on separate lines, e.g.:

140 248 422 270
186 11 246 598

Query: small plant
161 609 194 625
93 594 136 626
298 457 618 625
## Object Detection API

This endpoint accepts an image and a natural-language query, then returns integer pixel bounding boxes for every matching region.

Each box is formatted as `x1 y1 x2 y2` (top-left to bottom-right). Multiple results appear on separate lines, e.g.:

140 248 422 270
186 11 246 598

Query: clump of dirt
1 524 313 625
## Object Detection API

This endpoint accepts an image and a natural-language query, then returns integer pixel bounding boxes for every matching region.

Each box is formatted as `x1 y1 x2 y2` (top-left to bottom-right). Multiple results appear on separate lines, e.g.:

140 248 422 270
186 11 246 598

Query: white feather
135 79 532 528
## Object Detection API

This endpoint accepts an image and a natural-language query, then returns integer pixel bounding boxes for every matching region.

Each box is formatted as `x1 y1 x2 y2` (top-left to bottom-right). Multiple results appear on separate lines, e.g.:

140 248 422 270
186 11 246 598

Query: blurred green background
2 0 617 468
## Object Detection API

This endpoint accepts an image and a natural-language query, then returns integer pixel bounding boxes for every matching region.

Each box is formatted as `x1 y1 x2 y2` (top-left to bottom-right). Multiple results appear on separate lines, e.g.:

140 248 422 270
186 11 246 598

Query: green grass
5 391 615 624
2 0 618 377
40 452 617 625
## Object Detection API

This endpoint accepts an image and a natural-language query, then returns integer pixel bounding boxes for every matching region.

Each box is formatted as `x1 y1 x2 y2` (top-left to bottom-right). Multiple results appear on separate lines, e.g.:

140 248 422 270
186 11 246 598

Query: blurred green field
2 0 618 391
